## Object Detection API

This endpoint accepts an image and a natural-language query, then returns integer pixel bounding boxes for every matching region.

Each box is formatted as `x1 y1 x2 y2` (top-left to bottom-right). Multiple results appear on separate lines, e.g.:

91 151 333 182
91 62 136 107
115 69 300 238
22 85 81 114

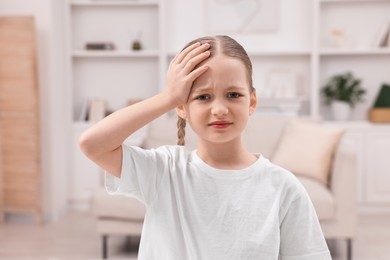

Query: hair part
177 35 255 146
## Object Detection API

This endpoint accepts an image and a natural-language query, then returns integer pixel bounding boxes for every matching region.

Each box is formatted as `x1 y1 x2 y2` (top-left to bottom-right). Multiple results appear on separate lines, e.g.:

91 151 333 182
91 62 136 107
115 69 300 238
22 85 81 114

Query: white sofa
92 114 357 259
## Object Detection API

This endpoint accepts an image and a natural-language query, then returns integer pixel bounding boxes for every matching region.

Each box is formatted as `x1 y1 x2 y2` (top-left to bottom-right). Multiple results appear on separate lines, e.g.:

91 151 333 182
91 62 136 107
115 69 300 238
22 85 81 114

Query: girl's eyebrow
192 85 245 93
190 85 247 96
191 86 212 94
226 85 246 91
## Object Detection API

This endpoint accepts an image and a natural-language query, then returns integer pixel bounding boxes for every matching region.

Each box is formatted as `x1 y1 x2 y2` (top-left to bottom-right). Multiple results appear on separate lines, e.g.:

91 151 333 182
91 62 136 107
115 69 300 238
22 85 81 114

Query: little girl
80 35 331 259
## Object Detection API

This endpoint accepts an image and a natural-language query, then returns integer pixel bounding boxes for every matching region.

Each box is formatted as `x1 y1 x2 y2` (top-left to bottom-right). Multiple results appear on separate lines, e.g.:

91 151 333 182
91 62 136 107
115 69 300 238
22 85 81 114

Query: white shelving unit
315 0 390 121
66 0 164 122
65 0 166 208
65 0 390 210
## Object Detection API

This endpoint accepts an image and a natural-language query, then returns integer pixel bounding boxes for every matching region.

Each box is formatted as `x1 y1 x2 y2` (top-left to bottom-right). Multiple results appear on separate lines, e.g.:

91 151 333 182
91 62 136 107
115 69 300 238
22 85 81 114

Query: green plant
321 71 366 108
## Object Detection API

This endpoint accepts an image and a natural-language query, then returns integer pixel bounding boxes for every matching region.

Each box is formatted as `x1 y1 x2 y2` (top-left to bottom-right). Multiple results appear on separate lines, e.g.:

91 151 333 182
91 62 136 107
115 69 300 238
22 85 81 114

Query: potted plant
320 71 366 120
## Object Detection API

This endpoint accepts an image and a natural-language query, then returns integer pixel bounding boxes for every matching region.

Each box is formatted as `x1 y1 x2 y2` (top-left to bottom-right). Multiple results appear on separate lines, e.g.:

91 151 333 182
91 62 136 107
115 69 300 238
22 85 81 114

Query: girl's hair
177 35 254 146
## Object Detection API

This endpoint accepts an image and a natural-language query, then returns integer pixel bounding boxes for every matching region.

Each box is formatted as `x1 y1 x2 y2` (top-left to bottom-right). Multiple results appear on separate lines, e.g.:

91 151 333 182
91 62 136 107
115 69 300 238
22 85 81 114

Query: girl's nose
211 99 228 117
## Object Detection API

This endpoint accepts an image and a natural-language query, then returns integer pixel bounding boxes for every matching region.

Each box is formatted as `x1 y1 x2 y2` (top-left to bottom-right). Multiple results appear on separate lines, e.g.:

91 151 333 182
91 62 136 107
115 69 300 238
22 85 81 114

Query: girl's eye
227 92 242 99
196 94 211 101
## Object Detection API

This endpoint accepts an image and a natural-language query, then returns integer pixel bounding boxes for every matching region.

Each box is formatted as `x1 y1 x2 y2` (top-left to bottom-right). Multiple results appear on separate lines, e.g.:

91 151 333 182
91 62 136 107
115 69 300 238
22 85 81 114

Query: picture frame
204 0 279 34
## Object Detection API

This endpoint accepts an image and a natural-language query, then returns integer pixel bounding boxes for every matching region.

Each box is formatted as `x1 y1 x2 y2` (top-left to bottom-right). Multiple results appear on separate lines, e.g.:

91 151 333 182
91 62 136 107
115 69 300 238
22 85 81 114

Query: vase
331 100 351 121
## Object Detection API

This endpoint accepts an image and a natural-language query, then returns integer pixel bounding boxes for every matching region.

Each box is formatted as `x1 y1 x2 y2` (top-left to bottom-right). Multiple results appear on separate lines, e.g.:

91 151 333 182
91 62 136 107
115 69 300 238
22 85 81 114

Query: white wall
0 0 70 222
165 0 311 52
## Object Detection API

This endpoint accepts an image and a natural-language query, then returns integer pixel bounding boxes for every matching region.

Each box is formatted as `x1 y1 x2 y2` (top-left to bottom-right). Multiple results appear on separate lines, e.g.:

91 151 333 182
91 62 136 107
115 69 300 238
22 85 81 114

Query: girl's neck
196 139 257 170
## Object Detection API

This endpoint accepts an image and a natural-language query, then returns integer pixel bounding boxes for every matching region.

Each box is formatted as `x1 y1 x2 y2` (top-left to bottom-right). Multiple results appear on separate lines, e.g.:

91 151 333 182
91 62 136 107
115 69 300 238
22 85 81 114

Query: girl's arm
79 42 210 177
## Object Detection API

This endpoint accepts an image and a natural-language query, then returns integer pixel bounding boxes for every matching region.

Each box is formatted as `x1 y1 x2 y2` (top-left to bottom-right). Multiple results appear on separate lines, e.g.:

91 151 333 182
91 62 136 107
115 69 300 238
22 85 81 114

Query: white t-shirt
106 145 331 260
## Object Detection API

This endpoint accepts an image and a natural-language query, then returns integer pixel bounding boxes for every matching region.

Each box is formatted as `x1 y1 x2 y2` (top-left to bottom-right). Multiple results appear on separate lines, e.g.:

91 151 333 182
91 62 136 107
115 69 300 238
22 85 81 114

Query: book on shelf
78 99 89 121
373 84 390 108
373 23 390 48
85 42 115 51
368 84 390 123
88 99 107 123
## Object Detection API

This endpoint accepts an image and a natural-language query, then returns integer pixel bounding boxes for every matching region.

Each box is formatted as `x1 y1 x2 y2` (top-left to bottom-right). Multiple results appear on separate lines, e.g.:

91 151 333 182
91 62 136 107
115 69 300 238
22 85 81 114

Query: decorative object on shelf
329 28 353 49
331 100 351 121
131 31 143 51
321 71 366 121
256 97 305 116
205 0 279 33
265 69 299 99
257 69 304 116
368 83 390 123
85 42 115 50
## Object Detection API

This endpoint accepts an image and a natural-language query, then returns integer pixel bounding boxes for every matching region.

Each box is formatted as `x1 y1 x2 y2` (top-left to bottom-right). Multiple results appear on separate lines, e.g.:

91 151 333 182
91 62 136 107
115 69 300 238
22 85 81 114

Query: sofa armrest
328 139 358 236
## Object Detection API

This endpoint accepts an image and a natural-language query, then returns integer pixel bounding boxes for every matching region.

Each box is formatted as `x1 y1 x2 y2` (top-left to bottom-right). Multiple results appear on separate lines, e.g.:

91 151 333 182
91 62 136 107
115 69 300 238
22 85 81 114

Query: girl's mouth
208 121 233 129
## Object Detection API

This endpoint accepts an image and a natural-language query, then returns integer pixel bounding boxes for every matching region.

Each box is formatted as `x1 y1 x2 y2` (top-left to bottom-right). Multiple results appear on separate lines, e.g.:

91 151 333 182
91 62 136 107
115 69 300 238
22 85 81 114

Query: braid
177 117 186 146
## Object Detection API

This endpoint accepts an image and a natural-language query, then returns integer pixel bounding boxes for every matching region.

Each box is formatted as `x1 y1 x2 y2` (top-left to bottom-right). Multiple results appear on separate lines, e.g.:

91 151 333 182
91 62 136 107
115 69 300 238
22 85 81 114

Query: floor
0 210 389 260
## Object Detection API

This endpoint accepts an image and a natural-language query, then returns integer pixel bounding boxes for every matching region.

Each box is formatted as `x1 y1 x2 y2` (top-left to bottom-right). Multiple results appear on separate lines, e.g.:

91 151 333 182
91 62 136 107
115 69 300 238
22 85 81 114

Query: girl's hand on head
165 42 210 106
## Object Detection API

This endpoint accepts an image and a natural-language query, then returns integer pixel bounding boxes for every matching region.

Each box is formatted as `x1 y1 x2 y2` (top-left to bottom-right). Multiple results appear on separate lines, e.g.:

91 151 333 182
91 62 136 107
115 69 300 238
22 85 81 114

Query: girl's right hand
165 42 211 106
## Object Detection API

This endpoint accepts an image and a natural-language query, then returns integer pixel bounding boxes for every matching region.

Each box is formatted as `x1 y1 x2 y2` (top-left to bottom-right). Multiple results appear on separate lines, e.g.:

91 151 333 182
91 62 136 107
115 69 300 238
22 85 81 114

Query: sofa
92 113 357 259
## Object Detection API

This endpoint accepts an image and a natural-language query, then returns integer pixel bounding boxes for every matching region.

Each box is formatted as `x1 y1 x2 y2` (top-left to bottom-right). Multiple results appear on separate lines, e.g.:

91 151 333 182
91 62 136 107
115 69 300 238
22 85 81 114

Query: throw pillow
271 119 345 185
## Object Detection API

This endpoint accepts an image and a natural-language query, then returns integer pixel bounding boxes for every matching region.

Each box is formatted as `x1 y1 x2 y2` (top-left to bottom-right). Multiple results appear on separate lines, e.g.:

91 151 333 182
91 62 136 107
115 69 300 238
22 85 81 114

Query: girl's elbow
79 132 95 157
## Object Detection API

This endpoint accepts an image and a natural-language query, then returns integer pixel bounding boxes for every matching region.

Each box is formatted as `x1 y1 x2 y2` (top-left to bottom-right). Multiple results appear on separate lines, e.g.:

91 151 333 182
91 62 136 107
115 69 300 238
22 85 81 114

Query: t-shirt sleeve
279 190 332 260
105 144 170 206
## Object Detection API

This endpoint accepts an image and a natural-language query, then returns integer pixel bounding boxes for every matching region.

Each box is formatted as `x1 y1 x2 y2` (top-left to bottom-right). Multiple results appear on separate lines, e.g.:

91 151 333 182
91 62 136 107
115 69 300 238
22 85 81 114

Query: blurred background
0 0 389 259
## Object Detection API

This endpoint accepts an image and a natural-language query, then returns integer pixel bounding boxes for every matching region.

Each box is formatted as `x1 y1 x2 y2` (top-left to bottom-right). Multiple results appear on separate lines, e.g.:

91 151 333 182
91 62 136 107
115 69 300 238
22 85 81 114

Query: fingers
181 43 210 69
174 42 200 64
183 50 210 75
172 42 210 68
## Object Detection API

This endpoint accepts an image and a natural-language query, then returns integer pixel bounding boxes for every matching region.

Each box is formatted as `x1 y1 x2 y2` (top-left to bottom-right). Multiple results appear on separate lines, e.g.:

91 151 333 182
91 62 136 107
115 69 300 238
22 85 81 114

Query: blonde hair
177 35 255 146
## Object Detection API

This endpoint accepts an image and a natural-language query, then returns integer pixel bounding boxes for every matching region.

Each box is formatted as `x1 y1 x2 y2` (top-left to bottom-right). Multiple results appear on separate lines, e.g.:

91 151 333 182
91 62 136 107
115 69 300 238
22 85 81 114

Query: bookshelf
65 0 390 209
65 0 165 207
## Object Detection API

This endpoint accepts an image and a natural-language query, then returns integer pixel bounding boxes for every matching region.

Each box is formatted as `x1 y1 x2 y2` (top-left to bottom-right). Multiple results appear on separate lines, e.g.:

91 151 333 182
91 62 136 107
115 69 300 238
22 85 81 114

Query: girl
80 35 331 259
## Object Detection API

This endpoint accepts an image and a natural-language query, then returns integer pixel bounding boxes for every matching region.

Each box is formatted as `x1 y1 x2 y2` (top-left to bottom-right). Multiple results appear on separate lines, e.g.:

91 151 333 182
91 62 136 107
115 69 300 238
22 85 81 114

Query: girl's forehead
193 56 248 86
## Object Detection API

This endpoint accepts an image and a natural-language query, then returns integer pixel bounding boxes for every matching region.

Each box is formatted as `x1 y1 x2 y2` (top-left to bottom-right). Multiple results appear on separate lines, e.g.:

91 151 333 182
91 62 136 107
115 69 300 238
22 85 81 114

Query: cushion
271 119 344 185
242 115 291 158
92 188 146 220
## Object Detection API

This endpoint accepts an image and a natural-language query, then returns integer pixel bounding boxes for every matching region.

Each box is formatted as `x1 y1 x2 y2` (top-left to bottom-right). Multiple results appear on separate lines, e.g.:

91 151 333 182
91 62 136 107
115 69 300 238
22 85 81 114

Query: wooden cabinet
0 16 42 223
365 132 390 204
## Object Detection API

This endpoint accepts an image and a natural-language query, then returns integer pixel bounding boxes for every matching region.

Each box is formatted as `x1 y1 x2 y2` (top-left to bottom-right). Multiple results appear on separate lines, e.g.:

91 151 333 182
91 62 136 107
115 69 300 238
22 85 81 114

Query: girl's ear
249 90 257 115
176 105 187 120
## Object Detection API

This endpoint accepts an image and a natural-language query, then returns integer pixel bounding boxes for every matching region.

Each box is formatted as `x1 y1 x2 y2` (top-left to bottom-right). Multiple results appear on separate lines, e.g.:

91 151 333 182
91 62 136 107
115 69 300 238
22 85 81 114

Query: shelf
70 0 159 7
323 120 390 130
319 48 390 56
71 50 159 58
167 50 311 57
320 0 390 3
73 121 92 128
248 50 311 57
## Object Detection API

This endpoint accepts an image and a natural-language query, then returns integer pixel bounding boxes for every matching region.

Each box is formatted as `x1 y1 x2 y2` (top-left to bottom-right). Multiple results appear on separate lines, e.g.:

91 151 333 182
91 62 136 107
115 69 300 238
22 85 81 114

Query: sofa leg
102 235 108 259
346 238 352 260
